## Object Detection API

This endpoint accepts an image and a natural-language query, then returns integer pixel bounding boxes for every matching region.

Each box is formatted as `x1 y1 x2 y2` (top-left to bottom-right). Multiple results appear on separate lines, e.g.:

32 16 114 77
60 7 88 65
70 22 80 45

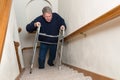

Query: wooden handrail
14 41 22 73
18 27 22 33
0 0 12 61
64 5 120 42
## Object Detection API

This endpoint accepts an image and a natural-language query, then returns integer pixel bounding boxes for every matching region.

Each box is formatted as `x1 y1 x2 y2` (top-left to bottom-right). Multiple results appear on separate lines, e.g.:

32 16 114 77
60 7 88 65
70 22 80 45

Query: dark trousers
38 43 57 67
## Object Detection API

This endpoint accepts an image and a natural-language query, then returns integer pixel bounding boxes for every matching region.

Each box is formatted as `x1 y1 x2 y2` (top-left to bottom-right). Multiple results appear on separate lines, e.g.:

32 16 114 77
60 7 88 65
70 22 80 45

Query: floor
20 48 92 80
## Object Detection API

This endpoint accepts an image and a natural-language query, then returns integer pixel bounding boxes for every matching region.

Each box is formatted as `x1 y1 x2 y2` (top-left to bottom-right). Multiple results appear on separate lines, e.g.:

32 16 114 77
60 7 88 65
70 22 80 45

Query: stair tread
20 65 92 80
21 49 93 80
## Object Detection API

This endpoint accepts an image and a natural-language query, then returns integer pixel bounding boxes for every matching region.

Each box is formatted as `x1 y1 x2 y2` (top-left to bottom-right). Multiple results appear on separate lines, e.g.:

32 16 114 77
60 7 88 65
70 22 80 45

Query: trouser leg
48 44 57 66
38 43 48 68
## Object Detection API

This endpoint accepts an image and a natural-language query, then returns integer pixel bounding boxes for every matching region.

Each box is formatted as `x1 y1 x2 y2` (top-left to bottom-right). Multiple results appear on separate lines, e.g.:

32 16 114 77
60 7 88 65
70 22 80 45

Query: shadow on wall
66 16 120 43
27 0 52 6
25 0 52 24
86 16 120 37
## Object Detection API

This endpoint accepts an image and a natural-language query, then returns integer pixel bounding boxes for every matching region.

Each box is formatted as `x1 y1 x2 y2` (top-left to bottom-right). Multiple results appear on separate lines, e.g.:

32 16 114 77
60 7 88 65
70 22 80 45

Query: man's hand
34 22 41 27
60 25 65 30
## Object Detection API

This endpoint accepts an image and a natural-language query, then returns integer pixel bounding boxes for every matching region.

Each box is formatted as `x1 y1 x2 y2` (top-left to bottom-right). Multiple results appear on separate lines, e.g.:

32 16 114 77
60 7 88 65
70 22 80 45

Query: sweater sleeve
26 16 41 33
54 13 67 29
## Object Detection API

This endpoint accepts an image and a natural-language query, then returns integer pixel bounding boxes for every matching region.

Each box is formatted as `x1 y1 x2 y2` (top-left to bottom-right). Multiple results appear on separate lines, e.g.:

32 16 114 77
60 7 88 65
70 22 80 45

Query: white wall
14 0 58 48
0 3 22 80
13 3 24 69
58 0 120 35
58 0 120 80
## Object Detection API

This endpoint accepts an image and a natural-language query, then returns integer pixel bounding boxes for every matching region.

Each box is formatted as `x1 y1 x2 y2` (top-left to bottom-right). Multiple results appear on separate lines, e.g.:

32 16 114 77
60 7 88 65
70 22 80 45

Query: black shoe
38 66 44 69
48 63 54 66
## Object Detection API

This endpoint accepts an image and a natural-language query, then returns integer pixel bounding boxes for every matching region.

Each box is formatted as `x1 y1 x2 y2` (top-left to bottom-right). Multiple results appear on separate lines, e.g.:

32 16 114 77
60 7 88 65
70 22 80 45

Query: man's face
43 12 52 22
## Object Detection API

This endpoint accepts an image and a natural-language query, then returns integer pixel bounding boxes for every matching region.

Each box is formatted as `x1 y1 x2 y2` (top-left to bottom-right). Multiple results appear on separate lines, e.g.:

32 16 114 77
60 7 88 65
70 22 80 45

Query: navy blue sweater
26 13 66 43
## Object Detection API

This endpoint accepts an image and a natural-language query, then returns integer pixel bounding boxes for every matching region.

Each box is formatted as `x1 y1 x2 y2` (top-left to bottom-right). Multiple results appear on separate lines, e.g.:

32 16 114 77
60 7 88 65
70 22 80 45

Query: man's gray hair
42 6 52 14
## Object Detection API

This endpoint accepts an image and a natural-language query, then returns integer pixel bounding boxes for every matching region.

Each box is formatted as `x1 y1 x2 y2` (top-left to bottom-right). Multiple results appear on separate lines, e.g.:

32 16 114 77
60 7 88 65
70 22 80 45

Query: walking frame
30 25 65 74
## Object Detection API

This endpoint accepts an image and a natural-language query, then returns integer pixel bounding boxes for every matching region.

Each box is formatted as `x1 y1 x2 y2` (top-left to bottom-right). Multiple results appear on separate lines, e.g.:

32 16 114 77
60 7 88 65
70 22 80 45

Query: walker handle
37 24 41 34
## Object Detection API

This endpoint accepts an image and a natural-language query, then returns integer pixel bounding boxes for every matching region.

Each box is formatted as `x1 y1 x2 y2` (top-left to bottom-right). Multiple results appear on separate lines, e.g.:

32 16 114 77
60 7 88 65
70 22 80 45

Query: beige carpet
20 48 92 80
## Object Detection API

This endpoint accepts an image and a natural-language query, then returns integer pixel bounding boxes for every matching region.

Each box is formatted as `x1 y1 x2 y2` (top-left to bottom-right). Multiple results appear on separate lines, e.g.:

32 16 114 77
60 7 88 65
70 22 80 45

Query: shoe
48 63 54 66
38 66 44 69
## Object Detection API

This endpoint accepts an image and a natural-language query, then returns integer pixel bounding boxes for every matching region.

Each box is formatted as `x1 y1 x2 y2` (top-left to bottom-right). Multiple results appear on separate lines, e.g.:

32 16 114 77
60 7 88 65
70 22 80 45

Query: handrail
14 41 22 73
64 5 120 42
0 0 12 61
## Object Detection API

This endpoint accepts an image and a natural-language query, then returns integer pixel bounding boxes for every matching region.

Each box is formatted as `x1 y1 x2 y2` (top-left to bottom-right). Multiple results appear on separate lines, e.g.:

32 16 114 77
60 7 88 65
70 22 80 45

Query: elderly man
26 6 66 69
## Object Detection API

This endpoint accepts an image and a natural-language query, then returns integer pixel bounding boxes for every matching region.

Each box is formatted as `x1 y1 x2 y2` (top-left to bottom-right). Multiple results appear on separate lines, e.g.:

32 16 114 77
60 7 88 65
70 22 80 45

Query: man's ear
42 14 45 18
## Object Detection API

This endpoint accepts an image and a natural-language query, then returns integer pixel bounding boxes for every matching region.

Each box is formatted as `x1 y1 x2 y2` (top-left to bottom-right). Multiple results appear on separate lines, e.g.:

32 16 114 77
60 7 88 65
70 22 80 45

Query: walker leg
30 64 33 74
30 40 38 74
30 26 40 74
59 39 64 70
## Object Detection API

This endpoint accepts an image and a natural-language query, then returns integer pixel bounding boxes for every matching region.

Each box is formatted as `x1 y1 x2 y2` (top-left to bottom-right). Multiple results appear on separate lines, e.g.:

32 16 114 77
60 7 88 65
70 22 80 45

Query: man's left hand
60 25 65 30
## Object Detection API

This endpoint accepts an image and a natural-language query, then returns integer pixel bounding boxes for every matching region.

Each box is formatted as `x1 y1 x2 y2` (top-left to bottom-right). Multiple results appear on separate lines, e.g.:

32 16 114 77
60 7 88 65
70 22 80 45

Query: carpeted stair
20 48 92 80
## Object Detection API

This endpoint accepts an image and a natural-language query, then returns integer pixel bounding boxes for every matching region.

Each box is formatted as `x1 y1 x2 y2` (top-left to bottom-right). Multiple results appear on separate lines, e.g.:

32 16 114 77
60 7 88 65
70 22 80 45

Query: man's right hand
34 22 41 27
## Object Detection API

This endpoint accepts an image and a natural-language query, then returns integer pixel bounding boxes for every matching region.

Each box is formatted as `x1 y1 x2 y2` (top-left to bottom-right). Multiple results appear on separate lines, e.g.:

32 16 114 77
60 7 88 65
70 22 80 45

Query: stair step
20 65 93 80
21 49 93 80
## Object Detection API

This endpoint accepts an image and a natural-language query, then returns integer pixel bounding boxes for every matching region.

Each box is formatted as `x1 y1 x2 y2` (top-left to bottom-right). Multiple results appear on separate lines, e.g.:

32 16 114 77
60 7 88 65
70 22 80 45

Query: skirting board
63 63 114 80
22 46 40 53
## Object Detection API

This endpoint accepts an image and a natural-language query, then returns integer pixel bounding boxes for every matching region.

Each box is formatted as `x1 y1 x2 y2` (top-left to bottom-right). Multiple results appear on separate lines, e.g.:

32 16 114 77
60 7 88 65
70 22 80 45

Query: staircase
20 48 93 80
